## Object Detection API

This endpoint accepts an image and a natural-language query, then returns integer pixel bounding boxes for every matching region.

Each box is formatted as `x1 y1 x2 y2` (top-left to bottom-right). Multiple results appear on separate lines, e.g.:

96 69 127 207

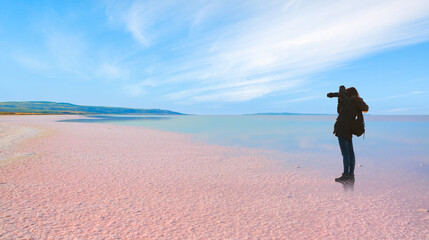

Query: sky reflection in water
62 115 429 174
62 115 429 161
61 115 429 206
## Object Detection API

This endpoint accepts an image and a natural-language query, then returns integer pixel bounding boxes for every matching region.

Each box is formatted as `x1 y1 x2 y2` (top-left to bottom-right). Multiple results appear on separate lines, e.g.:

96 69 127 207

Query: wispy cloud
105 0 429 103
190 81 298 102
368 91 424 101
123 79 157 97
113 0 210 47
280 95 321 104
12 54 49 71
96 63 129 81
124 1 151 46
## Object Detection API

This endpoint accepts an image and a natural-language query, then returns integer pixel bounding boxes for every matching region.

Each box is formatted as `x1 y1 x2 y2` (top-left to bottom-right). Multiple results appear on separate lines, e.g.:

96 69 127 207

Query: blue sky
1 0 428 115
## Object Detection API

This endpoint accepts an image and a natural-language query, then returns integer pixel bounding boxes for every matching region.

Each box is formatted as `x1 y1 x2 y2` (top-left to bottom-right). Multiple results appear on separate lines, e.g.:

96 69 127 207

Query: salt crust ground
0 116 427 239
0 122 39 163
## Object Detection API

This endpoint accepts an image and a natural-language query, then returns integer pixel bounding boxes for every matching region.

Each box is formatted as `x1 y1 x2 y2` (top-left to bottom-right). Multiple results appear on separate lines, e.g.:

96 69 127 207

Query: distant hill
0 101 183 115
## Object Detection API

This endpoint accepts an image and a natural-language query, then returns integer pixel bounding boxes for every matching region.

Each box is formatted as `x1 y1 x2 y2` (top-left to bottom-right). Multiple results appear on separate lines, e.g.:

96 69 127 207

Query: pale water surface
65 115 427 172
62 115 429 164
62 115 429 196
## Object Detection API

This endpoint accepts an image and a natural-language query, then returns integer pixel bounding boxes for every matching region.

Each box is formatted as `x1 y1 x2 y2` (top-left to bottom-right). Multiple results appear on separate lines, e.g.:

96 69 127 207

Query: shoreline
0 115 427 239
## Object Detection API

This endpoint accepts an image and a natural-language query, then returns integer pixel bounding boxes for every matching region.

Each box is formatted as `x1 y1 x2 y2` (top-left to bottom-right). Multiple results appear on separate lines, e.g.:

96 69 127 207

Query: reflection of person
327 86 368 182
341 177 355 192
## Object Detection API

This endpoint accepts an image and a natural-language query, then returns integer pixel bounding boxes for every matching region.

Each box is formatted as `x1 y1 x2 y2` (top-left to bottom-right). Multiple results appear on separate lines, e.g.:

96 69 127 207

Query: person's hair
346 87 360 98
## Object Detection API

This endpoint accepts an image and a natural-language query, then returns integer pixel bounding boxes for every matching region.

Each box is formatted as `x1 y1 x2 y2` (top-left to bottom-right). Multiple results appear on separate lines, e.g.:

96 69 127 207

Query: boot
335 173 348 182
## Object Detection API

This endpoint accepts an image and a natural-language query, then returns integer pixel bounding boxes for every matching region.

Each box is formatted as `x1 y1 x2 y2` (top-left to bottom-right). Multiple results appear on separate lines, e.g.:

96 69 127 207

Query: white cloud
125 1 150 46
106 0 429 103
191 85 274 102
368 91 424 101
12 54 48 71
281 96 320 104
96 63 129 80
123 80 157 97
168 77 301 102
119 0 207 47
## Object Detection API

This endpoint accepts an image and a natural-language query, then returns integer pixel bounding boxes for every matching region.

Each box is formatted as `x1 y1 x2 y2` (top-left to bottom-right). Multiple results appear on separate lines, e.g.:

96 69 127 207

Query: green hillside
0 101 183 115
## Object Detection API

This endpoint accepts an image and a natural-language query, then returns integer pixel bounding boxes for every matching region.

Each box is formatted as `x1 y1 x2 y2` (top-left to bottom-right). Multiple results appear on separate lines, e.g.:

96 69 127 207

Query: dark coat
334 86 369 141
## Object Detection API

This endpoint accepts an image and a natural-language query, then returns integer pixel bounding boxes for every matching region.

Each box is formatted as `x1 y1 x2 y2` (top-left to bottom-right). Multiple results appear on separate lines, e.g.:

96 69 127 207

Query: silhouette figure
327 86 369 182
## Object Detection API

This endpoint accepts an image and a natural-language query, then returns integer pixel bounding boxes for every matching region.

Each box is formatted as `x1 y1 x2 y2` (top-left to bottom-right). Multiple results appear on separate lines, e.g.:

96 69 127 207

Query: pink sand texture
0 116 427 239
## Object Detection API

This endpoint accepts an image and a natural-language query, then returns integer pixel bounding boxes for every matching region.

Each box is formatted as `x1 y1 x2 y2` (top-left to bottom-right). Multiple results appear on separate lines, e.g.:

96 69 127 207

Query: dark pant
338 135 355 175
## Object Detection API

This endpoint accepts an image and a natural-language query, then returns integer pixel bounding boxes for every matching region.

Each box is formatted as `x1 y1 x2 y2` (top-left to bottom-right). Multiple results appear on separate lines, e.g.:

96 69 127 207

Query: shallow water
61 115 429 163
61 115 429 192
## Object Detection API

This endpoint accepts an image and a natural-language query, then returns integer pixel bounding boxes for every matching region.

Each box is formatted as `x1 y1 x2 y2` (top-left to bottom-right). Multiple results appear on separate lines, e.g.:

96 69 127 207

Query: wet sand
0 116 428 239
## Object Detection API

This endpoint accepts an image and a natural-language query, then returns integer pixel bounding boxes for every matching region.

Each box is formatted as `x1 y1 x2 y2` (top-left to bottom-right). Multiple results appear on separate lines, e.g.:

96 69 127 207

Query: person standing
327 85 369 182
